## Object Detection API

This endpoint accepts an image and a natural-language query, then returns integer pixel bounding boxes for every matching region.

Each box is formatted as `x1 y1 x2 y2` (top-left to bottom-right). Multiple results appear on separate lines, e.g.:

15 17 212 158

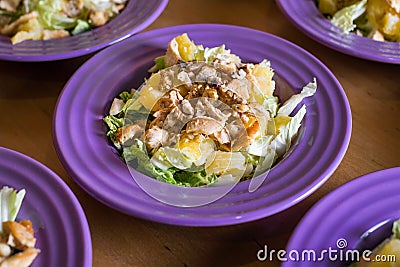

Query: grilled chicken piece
89 10 109 27
0 0 21 12
163 105 194 132
180 99 195 115
226 78 250 101
42 29 69 40
165 38 181 67
149 108 169 129
62 0 84 17
18 221 34 236
145 127 168 152
194 97 230 124
0 12 37 35
150 98 194 130
157 89 183 110
196 65 220 84
225 123 249 151
0 247 40 267
186 116 224 136
212 128 230 145
2 221 36 250
213 58 237 74
177 71 192 86
185 83 206 99
114 124 142 145
202 87 218 99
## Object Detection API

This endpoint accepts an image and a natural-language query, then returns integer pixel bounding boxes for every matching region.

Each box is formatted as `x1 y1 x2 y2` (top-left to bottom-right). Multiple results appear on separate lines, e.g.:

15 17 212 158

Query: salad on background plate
0 186 40 267
104 33 317 187
0 0 128 44
318 0 400 42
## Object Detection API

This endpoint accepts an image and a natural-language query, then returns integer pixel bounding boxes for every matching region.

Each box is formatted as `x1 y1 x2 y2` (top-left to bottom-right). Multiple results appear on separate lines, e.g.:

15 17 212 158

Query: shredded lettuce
277 78 317 117
103 115 124 137
247 135 274 157
331 0 367 34
118 91 135 103
149 56 167 73
252 147 277 178
71 19 90 35
123 139 178 184
123 139 217 186
263 95 279 117
173 170 217 187
392 219 400 239
37 0 77 30
270 105 307 157
0 186 26 232
202 44 240 63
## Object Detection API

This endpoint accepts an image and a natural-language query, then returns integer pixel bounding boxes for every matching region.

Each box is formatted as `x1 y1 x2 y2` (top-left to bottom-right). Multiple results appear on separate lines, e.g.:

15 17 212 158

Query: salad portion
318 0 400 42
0 0 128 44
104 33 317 187
0 186 40 266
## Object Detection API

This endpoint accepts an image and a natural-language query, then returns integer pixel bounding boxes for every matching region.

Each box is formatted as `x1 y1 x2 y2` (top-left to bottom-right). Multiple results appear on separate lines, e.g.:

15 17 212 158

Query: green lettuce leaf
0 186 26 232
392 219 400 239
123 139 217 187
37 0 77 30
173 170 217 187
119 91 135 103
71 19 90 35
149 56 167 73
331 0 367 34
123 140 179 185
103 115 124 137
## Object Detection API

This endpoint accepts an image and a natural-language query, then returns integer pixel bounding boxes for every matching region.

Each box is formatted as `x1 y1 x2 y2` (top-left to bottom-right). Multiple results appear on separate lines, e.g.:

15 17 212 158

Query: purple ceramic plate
276 0 400 64
53 24 351 226
0 147 92 266
284 167 400 266
0 0 168 61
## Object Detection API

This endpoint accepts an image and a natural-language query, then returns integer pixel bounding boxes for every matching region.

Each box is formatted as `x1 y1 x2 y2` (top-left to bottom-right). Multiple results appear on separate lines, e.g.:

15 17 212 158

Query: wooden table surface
1 1 399 266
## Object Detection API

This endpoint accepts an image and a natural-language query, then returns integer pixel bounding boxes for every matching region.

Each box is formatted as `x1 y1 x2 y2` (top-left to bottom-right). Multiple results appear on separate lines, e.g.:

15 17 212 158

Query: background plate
276 0 400 64
284 167 400 266
53 24 351 226
0 0 168 61
0 147 92 267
